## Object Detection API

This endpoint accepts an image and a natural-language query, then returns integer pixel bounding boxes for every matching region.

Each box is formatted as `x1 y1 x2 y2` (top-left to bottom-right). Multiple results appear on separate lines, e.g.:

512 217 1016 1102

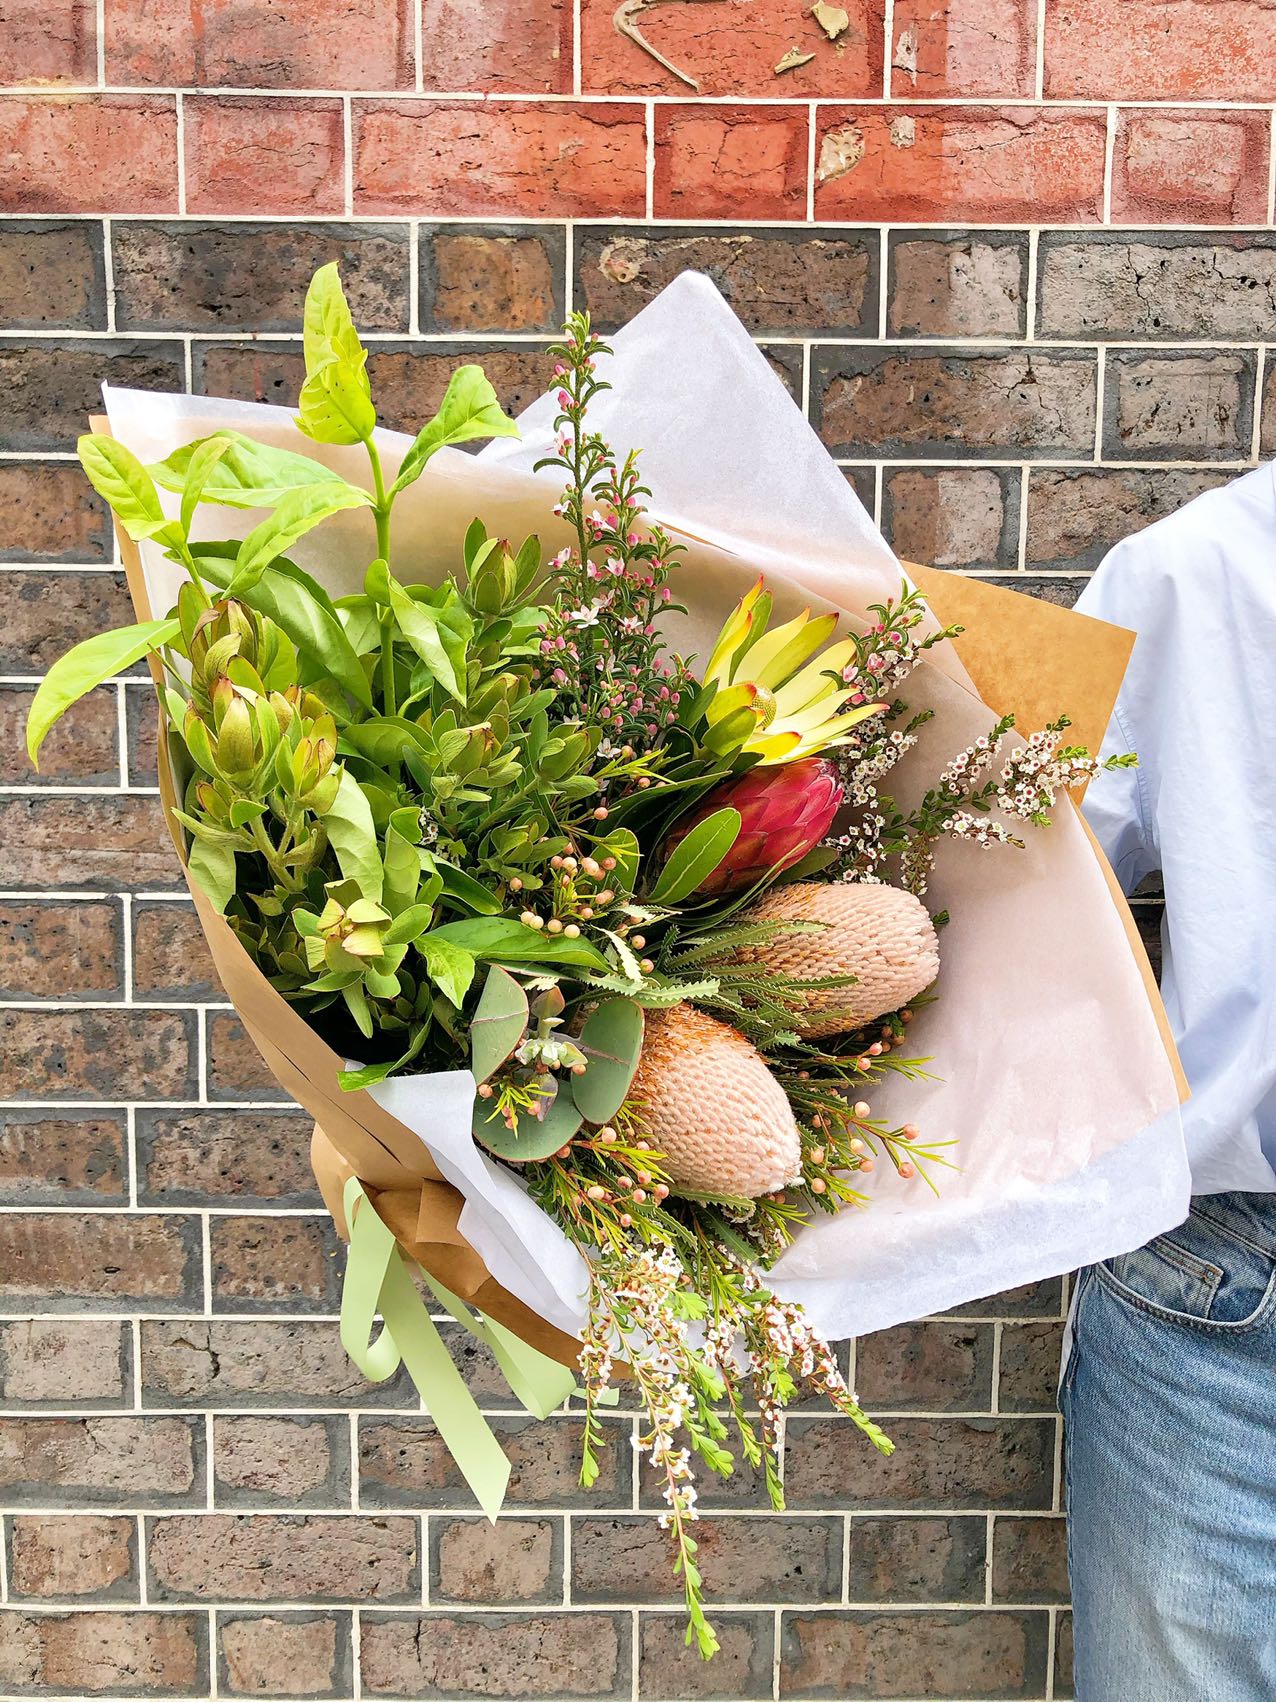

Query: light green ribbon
339 1178 577 1520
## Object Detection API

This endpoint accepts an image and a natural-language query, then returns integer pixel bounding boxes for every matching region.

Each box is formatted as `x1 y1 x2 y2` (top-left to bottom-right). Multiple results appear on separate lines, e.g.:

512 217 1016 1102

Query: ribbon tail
419 1269 579 1421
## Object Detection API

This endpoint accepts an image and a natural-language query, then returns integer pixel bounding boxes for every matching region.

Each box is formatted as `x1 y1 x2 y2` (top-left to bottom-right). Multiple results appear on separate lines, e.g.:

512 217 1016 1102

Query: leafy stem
365 436 398 716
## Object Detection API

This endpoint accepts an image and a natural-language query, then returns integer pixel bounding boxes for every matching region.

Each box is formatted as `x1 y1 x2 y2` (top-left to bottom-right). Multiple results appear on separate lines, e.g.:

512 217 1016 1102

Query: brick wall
0 0 1255 1695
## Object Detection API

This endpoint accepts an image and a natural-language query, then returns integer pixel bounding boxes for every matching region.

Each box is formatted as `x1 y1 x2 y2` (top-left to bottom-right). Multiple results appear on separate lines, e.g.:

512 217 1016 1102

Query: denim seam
1092 1259 1276 1336
1189 1202 1276 1263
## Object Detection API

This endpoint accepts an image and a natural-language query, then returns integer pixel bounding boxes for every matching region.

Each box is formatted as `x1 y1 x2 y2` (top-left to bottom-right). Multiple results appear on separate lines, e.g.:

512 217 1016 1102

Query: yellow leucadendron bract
702 576 882 763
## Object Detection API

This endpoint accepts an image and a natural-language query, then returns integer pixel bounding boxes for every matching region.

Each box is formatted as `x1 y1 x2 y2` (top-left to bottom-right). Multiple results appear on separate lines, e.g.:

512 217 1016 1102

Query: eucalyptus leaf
648 808 742 906
470 965 529 1081
389 365 520 498
26 617 180 766
572 999 645 1124
473 1089 582 1164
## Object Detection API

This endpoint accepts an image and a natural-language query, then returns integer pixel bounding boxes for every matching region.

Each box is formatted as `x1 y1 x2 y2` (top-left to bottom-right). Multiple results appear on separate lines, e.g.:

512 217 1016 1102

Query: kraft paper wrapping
99 271 1191 1349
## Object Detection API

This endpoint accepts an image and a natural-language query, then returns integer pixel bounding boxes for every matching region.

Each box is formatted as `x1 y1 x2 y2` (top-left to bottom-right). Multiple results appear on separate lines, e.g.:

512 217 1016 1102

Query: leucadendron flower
702 577 882 763
305 879 393 973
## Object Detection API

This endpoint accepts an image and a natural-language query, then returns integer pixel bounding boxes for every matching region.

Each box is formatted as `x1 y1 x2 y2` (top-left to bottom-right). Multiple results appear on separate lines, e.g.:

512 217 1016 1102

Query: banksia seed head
629 1004 802 1199
664 758 843 898
738 881 940 1039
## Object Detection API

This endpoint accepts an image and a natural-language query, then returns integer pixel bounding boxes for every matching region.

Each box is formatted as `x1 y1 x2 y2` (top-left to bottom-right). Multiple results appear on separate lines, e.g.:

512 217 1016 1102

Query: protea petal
771 639 859 715
704 577 766 685
747 609 839 688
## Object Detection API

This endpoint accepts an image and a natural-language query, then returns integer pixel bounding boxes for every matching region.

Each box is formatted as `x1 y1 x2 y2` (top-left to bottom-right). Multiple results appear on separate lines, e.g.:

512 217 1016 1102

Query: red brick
0 794 183 891
352 100 647 217
185 98 345 217
582 0 882 97
660 101 809 222
105 0 414 89
0 1416 201 1506
213 1415 345 1508
8 1514 138 1599
0 95 177 214
639 1612 774 1701
0 1213 201 1310
220 1613 350 1698
654 105 809 220
135 1108 319 1207
0 465 110 560
0 224 105 329
0 899 123 999
0 1319 128 1404
423 0 570 93
206 1011 291 1103
360 1612 628 1698
210 1215 342 1312
0 1112 126 1205
1111 109 1270 225
0 0 95 86
0 339 184 453
0 570 135 672
148 1514 419 1602
891 0 1035 95
0 1609 206 1695
431 1516 562 1605
1045 0 1276 100
1 686 119 787
142 1319 413 1407
814 106 1107 223
0 1007 195 1098
780 1609 1049 1697
131 901 221 1002
423 229 565 333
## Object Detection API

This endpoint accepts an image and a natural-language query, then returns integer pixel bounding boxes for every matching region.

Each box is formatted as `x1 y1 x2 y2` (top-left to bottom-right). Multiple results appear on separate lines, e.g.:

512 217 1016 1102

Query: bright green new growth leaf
153 430 352 510
649 808 742 905
386 579 472 704
178 435 231 539
230 482 373 592
418 936 475 1008
78 435 183 550
297 262 376 446
470 965 529 1082
389 365 520 498
571 998 645 1124
26 616 181 767
321 767 384 904
472 1088 582 1164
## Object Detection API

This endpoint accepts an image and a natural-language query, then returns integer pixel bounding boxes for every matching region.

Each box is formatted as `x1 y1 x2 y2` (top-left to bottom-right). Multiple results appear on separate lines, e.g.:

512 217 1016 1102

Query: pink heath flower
662 758 844 898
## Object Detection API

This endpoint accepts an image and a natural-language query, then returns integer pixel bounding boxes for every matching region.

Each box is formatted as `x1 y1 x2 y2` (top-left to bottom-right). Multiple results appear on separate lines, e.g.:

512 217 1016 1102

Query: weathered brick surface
0 0 1261 1691
218 1611 352 1698
7 1513 139 1599
0 1416 202 1505
148 1513 420 1602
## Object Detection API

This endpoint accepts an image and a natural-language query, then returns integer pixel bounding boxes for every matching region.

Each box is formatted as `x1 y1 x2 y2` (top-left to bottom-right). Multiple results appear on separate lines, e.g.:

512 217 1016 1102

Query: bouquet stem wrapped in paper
35 271 1188 1653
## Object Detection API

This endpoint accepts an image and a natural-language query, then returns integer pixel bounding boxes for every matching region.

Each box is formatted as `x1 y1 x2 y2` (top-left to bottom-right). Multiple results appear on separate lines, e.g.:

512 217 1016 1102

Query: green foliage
571 999 644 1123
649 808 741 905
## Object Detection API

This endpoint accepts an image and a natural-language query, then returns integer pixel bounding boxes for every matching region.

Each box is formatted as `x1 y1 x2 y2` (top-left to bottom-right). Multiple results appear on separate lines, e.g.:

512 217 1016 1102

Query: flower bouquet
29 266 1188 1654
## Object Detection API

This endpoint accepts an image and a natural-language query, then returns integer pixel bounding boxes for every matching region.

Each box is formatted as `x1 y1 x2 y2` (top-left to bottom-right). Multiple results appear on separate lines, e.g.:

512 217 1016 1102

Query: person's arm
1075 544 1160 896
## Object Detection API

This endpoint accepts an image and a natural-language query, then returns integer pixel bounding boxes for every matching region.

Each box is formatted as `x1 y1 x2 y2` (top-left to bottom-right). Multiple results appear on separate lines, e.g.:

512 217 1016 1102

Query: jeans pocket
1096 1206 1276 1333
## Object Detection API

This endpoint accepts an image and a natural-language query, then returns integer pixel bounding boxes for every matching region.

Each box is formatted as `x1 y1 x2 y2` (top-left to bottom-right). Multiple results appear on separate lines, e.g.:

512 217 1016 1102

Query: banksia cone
739 881 939 1040
630 1005 801 1199
665 758 843 899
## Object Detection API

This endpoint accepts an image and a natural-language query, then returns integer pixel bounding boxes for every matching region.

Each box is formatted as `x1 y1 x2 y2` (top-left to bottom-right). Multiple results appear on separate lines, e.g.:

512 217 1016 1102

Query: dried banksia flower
739 881 939 1039
630 1005 801 1199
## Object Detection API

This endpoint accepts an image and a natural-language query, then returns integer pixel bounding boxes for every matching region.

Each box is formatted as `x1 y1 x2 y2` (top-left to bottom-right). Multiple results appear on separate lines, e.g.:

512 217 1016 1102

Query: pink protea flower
666 757 844 898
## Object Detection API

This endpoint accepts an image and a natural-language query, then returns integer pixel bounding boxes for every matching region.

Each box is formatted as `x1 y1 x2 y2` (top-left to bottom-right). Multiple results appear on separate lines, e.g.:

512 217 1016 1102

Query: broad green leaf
188 838 236 913
387 580 470 703
179 435 232 539
153 430 352 510
649 808 742 906
302 261 366 376
338 1022 430 1091
381 820 422 916
435 860 503 917
298 360 376 446
78 435 182 548
193 550 372 709
418 936 475 1009
26 617 180 766
473 1086 581 1163
571 999 644 1125
470 965 529 1082
340 717 432 769
431 917 608 971
230 483 372 592
389 366 520 497
321 768 383 903
381 903 434 947
343 980 374 1039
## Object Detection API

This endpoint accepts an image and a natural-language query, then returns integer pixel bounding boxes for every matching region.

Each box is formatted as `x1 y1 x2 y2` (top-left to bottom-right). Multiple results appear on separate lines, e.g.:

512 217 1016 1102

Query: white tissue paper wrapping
108 272 1191 1343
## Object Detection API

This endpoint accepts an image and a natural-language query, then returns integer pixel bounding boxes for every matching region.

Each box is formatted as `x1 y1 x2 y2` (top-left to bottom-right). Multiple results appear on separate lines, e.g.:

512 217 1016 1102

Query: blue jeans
1062 1193 1276 1701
